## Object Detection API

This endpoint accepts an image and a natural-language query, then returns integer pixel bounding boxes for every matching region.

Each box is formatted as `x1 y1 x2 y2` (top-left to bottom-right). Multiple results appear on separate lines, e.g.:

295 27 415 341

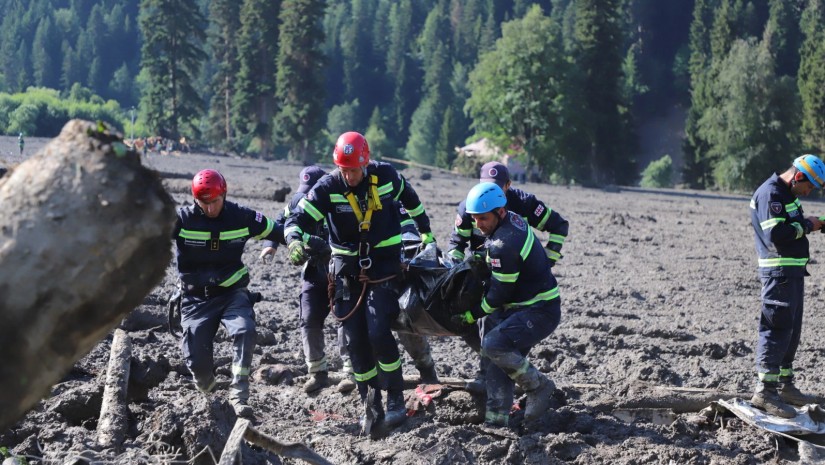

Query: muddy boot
383 390 408 429
417 363 440 385
359 387 384 435
779 383 819 406
465 372 486 396
751 383 796 418
483 410 509 428
524 376 555 423
338 359 356 393
230 397 253 418
195 376 217 394
303 371 329 393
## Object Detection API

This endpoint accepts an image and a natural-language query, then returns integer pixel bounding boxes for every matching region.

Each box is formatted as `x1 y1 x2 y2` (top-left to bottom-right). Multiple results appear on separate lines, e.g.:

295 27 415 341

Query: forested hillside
1 0 824 190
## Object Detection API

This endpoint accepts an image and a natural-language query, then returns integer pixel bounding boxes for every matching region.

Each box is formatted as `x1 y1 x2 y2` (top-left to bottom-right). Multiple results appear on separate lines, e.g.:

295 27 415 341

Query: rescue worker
18 133 24 156
284 131 435 432
447 161 568 393
262 169 440 394
173 169 285 418
749 154 825 417
260 166 336 393
453 182 559 428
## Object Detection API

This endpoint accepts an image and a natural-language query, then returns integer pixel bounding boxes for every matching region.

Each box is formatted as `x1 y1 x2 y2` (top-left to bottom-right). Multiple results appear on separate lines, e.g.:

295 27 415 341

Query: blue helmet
465 182 506 214
793 154 825 188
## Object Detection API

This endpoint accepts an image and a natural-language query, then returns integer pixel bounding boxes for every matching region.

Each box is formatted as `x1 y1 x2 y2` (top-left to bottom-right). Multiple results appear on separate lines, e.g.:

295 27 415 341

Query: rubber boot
751 382 796 418
417 363 440 385
779 382 819 406
382 390 408 429
523 376 555 423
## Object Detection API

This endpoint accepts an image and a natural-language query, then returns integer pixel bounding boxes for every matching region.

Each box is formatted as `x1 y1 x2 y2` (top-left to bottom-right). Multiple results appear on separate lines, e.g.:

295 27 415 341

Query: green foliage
138 0 207 138
698 38 800 191
466 5 571 178
640 155 674 188
326 99 360 145
798 0 825 152
274 0 326 163
0 86 129 137
233 0 280 156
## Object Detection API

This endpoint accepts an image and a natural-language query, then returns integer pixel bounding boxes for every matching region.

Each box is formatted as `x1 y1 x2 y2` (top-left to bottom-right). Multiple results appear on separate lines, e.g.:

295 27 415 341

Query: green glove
288 241 308 265
420 232 435 245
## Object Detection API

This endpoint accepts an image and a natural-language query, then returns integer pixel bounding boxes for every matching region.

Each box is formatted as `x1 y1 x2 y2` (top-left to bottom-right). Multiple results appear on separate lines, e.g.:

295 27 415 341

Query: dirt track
2 136 825 464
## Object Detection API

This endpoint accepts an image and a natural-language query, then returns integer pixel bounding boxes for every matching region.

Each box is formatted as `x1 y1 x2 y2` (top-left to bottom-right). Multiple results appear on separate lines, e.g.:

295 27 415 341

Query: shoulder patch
489 258 501 268
455 214 463 227
399 206 407 215
510 212 527 231
255 211 263 223
770 202 783 215
534 204 545 217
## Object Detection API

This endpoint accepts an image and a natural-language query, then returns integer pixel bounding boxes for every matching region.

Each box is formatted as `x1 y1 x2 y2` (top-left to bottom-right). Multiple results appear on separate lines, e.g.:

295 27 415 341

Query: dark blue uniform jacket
449 187 568 260
284 161 431 278
478 211 559 316
750 173 812 278
174 200 284 293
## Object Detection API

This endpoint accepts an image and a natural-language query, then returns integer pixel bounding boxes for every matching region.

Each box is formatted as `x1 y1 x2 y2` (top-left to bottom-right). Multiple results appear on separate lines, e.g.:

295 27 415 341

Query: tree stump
0 120 175 430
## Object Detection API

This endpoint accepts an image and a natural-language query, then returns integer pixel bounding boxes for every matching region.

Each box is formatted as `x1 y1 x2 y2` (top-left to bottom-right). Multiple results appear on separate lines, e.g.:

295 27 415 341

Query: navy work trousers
756 276 804 377
181 288 256 401
334 276 404 393
481 299 561 417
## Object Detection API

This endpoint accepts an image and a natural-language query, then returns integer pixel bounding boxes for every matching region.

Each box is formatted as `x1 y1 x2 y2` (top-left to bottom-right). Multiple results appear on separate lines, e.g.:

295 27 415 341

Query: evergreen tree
233 0 281 156
572 0 633 184
683 0 715 188
205 0 242 149
763 0 802 77
385 0 419 143
32 17 60 89
798 0 825 151
139 0 208 138
274 0 326 163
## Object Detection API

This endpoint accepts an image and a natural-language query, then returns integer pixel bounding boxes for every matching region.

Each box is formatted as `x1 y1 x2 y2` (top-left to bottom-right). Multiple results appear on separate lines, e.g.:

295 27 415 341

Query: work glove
444 249 465 267
450 307 486 326
287 240 308 266
420 232 435 245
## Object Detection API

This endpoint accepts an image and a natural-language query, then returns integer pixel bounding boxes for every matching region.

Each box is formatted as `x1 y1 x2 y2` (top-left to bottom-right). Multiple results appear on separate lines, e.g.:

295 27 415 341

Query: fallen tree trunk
218 419 335 465
0 120 175 430
97 329 132 450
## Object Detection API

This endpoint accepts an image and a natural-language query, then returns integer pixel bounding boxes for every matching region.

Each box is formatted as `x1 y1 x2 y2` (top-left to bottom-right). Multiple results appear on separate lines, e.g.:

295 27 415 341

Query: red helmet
192 169 227 201
333 132 370 168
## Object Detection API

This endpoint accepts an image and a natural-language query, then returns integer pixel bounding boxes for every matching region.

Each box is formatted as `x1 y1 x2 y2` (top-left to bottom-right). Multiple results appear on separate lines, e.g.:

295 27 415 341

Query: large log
0 120 175 431
97 329 132 450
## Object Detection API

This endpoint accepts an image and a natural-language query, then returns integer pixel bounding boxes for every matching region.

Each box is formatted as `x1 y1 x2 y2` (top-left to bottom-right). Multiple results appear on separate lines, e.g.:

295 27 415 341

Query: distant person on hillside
446 161 568 394
18 133 24 156
749 154 825 418
172 169 285 418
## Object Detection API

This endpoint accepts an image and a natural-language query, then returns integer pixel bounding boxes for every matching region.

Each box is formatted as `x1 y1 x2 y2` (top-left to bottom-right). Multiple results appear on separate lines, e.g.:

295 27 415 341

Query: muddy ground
2 135 825 464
